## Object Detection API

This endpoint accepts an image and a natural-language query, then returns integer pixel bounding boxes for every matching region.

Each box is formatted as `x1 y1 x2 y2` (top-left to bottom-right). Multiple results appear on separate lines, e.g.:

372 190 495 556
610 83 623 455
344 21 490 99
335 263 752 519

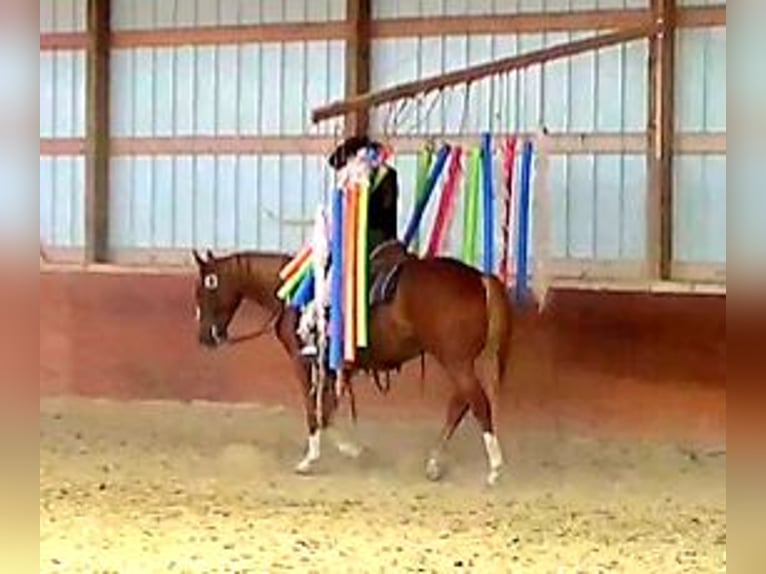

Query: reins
226 308 281 345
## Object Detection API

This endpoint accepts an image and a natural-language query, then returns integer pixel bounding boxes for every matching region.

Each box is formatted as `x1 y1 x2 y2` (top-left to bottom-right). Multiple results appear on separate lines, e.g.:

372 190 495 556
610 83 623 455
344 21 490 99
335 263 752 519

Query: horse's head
192 249 242 348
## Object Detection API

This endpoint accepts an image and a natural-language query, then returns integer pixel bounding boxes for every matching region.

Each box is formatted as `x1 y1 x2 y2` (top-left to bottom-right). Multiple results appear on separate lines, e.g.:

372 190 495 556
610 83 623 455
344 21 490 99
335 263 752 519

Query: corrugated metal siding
372 0 652 18
111 0 346 29
107 0 347 252
673 25 725 264
371 34 647 134
39 0 87 32
676 27 726 133
40 51 87 139
110 41 345 137
108 155 334 253
39 0 87 249
39 156 86 247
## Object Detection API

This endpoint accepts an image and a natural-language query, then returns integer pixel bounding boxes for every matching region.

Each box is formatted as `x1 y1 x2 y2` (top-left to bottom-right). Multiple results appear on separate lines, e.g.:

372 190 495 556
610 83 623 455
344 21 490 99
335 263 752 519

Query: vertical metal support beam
647 0 675 280
345 0 371 137
85 0 110 263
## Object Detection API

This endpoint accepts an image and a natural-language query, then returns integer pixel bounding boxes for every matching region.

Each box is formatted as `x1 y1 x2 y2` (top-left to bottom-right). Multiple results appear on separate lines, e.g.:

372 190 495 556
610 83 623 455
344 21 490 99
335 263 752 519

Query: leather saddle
368 240 413 307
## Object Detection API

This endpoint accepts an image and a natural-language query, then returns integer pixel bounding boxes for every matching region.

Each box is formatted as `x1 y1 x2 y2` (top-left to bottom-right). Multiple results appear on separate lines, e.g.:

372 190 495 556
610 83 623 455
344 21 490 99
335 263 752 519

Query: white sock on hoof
296 431 321 473
307 431 321 461
482 432 503 471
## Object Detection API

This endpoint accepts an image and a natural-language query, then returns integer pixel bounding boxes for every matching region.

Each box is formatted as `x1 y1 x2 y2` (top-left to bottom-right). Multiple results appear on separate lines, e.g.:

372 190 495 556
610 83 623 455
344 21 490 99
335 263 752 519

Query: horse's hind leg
455 366 504 486
426 391 469 481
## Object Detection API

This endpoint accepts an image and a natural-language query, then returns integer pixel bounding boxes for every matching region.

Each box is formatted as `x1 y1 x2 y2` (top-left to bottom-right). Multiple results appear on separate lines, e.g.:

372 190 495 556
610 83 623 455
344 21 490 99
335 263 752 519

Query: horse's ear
192 249 205 268
206 249 215 262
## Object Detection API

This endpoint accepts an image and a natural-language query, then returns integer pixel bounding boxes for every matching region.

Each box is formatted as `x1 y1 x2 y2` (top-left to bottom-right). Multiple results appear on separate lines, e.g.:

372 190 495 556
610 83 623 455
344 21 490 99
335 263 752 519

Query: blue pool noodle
481 132 494 275
289 271 315 310
516 140 534 305
402 144 451 248
329 190 345 371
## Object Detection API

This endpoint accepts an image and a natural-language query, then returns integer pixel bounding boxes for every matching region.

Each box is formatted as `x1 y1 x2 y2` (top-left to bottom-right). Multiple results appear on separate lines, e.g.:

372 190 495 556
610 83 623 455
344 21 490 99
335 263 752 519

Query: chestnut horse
193 243 513 485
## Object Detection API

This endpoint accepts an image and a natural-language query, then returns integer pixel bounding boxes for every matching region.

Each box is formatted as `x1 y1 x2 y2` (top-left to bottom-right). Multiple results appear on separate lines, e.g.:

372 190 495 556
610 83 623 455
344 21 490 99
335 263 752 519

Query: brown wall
40 270 725 445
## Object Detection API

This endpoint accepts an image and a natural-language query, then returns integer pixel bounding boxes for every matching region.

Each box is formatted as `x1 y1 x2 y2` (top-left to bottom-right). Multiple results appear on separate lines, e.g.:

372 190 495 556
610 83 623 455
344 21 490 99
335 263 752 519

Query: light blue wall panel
39 156 86 247
39 51 86 139
40 0 87 32
109 155 335 253
673 155 726 264
370 34 647 135
677 0 724 5
373 0 651 19
546 154 646 260
676 27 726 132
111 0 346 29
111 41 345 136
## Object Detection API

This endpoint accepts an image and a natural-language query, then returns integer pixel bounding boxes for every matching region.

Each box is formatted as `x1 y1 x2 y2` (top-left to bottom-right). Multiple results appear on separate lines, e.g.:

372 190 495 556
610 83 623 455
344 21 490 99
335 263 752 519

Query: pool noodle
516 139 534 305
289 271 315 309
500 136 518 285
356 181 370 348
329 189 345 372
462 147 481 266
343 186 358 363
279 245 311 280
481 132 495 275
403 144 450 248
425 146 463 257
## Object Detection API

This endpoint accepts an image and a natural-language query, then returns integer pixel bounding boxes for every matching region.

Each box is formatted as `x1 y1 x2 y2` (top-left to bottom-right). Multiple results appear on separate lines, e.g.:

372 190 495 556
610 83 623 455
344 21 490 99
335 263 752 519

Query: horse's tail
481 275 513 419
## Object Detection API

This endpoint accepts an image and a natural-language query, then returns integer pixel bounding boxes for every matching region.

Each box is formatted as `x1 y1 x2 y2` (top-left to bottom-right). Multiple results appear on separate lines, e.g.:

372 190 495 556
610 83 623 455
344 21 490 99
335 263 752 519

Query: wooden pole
84 0 110 263
313 22 660 124
344 0 371 136
647 0 675 280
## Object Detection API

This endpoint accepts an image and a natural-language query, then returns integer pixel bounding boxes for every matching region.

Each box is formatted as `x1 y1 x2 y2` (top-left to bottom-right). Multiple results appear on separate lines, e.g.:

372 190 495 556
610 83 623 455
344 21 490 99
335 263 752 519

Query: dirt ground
40 398 725 573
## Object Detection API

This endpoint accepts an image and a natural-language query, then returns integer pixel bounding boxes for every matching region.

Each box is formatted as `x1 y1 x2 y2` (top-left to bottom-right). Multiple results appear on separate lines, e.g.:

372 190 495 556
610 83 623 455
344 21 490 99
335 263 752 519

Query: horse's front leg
277 310 324 474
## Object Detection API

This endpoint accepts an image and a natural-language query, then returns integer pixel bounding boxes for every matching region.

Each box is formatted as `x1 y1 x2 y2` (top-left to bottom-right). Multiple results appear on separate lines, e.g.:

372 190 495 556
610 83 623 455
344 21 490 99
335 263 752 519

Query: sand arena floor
40 398 725 573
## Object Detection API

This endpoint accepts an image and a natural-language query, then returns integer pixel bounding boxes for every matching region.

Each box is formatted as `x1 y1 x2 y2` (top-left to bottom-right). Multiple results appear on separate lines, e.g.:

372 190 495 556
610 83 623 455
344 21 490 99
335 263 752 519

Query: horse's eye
203 273 218 291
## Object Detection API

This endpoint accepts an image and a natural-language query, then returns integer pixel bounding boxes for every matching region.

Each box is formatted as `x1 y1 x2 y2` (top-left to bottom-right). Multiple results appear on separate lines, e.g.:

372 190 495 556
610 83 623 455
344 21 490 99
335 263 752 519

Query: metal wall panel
370 34 648 135
111 0 346 29
676 27 726 133
39 156 86 247
373 0 651 19
39 51 87 139
677 0 724 6
39 0 87 249
40 0 87 32
672 25 725 266
108 155 334 253
673 155 726 264
110 41 345 137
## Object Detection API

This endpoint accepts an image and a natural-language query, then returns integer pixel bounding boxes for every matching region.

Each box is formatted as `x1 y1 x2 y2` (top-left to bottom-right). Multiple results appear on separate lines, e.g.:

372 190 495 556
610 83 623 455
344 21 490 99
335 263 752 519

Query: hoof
425 458 444 482
486 468 502 487
294 458 317 475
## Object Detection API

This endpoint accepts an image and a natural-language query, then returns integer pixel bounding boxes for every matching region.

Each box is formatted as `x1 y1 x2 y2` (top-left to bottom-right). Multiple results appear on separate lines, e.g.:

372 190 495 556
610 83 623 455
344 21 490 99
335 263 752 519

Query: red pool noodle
500 136 518 285
425 147 463 257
